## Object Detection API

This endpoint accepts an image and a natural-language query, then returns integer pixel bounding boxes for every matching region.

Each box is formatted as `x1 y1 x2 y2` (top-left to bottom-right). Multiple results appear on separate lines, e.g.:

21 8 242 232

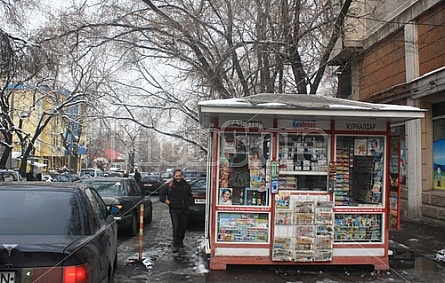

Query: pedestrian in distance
134 169 141 183
159 168 193 253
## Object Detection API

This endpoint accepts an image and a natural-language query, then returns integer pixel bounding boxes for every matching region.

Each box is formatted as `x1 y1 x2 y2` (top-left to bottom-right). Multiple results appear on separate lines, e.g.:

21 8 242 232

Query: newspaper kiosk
198 93 425 271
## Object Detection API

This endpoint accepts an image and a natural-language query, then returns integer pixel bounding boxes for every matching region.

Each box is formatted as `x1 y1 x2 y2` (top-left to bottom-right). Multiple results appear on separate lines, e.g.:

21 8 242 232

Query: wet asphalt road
114 197 445 283
114 196 208 283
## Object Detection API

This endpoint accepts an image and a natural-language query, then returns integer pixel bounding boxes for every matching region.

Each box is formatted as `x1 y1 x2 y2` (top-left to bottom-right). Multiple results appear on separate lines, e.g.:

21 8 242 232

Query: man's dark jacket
159 179 193 210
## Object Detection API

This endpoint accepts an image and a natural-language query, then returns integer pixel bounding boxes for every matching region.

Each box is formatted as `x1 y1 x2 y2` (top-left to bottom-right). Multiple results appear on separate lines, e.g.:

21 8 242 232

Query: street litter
434 249 445 262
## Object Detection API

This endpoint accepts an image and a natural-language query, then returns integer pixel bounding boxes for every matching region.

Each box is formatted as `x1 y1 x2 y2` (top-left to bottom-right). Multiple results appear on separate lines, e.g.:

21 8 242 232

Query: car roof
183 170 206 175
81 177 134 181
141 175 160 179
0 181 89 191
183 169 206 172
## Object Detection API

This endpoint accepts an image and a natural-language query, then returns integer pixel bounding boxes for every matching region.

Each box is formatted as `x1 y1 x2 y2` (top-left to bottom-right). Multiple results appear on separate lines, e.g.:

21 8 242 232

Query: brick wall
358 30 406 100
415 1 445 227
417 1 445 76
420 191 445 227
400 187 445 228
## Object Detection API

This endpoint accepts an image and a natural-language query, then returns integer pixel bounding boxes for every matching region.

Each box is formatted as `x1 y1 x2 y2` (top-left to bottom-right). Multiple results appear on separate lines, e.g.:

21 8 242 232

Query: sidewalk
389 220 445 260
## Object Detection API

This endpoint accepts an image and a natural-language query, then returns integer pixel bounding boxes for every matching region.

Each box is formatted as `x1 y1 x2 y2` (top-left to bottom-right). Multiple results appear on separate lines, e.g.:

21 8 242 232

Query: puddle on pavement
413 257 442 274
391 256 444 275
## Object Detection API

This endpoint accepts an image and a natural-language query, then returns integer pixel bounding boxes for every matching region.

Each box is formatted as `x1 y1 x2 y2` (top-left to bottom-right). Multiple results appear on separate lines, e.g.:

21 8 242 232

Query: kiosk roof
198 93 425 127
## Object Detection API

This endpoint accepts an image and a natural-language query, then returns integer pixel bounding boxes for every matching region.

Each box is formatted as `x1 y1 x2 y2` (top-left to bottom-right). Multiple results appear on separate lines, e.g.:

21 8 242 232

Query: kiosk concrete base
209 255 390 271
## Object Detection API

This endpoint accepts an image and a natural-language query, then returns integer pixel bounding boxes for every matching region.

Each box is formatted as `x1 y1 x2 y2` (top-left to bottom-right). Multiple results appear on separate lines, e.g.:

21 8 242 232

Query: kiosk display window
277 133 329 191
272 194 334 262
332 136 385 206
219 133 271 206
334 213 382 242
217 212 269 243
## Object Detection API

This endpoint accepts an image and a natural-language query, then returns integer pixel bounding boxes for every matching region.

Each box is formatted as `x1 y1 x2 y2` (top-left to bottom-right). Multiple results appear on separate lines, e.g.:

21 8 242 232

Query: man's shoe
172 246 179 253
179 241 184 248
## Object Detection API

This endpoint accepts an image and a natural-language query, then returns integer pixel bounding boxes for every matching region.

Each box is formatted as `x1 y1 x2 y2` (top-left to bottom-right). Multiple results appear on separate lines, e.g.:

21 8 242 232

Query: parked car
107 171 124 177
160 172 173 182
138 174 162 195
81 177 153 236
0 182 118 283
0 169 24 182
188 178 207 225
80 168 104 178
51 173 81 182
183 169 206 183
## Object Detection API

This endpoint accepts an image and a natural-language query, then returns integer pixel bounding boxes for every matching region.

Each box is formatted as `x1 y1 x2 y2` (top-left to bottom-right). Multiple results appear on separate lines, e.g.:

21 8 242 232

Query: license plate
194 199 206 204
0 271 16 283
143 184 152 187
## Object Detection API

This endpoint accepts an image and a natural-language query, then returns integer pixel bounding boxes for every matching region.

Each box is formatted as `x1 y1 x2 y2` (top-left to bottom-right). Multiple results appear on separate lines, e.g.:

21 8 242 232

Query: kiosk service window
219 133 271 207
332 136 385 207
218 133 386 207
278 133 329 191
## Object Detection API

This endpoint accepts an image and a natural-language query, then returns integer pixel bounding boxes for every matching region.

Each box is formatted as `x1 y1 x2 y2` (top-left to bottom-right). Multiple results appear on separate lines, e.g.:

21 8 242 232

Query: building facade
8 84 86 174
331 0 445 226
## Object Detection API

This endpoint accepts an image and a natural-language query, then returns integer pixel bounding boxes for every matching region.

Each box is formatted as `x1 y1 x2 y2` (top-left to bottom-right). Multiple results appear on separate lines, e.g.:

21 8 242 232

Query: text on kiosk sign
226 120 263 128
336 120 386 131
293 121 316 128
345 123 377 130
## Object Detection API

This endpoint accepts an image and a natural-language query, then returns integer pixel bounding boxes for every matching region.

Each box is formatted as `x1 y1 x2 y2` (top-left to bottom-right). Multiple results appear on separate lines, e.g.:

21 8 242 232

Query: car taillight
31 264 89 283
63 265 88 283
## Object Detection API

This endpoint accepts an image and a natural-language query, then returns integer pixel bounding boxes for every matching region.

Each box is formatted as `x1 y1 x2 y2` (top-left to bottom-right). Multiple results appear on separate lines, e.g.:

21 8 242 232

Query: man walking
159 169 193 253
134 169 141 183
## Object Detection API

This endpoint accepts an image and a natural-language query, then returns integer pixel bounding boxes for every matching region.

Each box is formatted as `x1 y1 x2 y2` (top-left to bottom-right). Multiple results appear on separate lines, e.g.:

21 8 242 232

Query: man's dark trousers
170 208 189 247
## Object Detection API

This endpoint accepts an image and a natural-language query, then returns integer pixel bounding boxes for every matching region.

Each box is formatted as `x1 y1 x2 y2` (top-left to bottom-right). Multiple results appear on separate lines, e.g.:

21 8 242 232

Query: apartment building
331 0 445 226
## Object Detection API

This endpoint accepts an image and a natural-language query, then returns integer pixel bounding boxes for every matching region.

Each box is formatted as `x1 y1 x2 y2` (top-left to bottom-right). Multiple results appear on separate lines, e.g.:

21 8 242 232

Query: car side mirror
109 205 120 214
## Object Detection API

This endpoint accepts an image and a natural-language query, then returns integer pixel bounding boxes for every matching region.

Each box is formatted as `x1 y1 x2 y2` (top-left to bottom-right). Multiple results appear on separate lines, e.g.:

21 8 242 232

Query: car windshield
184 172 206 178
191 179 206 189
85 181 126 196
0 190 82 235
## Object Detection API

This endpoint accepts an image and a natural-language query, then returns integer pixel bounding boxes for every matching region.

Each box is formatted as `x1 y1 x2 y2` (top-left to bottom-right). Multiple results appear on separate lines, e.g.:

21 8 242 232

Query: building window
433 102 445 190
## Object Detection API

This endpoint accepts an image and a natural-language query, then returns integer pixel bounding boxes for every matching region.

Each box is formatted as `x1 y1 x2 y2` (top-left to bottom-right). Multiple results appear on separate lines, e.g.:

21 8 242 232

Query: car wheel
146 206 153 224
108 252 117 283
128 212 138 236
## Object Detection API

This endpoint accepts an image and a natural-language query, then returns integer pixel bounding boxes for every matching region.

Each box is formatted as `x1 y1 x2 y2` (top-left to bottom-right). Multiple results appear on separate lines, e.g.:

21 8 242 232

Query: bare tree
128 0 353 96
0 0 53 169
21 0 356 160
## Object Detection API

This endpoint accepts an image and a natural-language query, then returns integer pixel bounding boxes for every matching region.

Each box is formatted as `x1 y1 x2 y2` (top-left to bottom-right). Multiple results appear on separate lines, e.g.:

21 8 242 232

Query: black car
188 178 207 225
159 172 173 182
81 177 153 236
0 182 118 283
138 174 162 195
183 169 206 183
